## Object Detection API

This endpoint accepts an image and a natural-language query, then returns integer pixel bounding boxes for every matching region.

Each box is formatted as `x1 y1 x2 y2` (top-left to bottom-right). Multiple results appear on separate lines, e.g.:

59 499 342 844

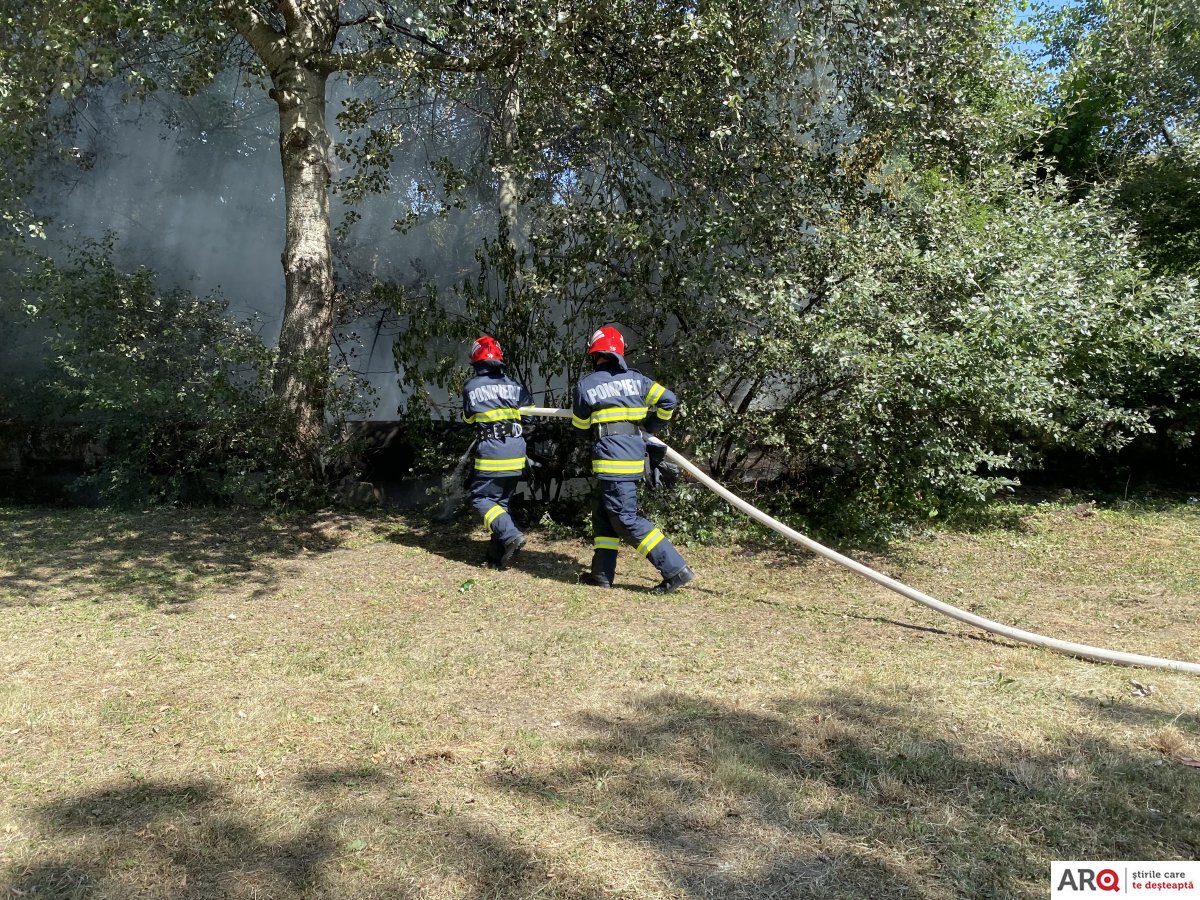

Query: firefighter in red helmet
572 325 695 592
462 335 533 568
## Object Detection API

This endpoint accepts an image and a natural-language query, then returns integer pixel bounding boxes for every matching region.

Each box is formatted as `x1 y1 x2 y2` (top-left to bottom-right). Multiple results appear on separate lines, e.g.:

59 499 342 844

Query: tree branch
378 18 450 55
218 1 288 70
313 42 517 77
277 0 304 32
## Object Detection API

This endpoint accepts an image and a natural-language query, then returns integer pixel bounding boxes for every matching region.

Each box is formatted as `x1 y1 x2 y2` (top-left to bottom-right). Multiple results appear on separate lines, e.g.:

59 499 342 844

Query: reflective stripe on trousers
469 475 523 548
590 480 687 584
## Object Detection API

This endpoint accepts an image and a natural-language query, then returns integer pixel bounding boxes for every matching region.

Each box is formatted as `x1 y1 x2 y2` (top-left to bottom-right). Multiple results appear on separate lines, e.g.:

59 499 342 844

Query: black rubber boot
580 572 612 588
651 565 695 594
498 534 527 569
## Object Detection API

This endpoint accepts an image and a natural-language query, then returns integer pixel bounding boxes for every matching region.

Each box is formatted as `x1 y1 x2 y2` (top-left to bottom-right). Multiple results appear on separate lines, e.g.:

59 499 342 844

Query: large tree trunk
493 65 530 382
218 0 506 464
270 61 334 463
497 66 521 244
220 2 341 466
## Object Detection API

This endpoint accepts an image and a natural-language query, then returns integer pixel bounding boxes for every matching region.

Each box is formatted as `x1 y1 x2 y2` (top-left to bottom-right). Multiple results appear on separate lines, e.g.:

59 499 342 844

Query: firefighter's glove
646 444 680 492
642 414 666 435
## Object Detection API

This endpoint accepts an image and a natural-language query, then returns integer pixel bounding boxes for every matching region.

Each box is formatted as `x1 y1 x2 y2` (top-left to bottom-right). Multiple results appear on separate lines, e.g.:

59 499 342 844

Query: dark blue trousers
590 479 687 584
469 475 523 557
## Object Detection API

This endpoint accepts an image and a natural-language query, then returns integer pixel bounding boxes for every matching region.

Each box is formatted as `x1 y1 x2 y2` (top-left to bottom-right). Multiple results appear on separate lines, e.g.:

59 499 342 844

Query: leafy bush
638 481 771 548
1116 129 1200 277
20 242 331 506
732 169 1200 540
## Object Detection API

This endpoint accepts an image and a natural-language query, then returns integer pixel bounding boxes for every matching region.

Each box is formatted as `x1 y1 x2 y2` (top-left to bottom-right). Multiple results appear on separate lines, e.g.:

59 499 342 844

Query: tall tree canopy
1036 0 1200 277
376 0 1034 402
2 0 1027 451
1040 0 1200 179
1 2 484 457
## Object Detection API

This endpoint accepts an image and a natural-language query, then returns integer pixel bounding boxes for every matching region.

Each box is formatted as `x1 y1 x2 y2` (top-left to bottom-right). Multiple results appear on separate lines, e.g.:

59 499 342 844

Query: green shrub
778 171 1197 539
651 167 1199 543
21 242 329 507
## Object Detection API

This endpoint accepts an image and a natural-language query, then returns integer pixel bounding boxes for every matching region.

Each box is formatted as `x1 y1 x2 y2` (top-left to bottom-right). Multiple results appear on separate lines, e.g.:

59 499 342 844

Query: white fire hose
522 406 1200 675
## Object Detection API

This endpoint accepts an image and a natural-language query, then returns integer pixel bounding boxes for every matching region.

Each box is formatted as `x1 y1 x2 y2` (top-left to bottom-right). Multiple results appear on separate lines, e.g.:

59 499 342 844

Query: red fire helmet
586 326 625 358
469 335 504 364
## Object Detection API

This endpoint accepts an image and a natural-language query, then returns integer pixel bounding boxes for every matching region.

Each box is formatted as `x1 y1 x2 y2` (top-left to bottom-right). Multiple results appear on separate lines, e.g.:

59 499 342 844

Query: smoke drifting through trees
26 74 492 418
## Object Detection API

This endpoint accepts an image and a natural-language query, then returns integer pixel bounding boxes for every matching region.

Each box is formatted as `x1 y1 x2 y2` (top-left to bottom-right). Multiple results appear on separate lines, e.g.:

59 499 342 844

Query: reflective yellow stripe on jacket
475 457 526 473
590 406 648 424
464 407 521 424
592 459 645 476
573 407 650 428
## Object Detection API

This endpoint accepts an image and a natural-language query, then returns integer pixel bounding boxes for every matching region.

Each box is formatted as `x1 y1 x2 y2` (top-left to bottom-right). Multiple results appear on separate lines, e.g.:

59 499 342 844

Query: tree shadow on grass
937 489 1200 537
9 690 1199 899
415 824 609 900
379 523 586 585
842 612 1022 652
489 689 1200 898
0 507 355 611
940 500 1034 535
6 778 336 899
4 767 607 900
1073 695 1200 735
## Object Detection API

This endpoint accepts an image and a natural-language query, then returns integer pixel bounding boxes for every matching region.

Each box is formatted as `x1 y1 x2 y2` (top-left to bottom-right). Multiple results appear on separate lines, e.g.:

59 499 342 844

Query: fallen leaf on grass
1179 757 1200 770
1129 680 1154 697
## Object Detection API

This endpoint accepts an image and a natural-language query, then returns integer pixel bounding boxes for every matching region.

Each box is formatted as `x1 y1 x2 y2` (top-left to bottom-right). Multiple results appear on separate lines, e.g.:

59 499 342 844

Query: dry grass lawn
1 496 1198 899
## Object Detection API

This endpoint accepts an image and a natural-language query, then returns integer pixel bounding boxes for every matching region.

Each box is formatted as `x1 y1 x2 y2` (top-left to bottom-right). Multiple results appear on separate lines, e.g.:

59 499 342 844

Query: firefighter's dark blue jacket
572 361 677 481
462 364 532 476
